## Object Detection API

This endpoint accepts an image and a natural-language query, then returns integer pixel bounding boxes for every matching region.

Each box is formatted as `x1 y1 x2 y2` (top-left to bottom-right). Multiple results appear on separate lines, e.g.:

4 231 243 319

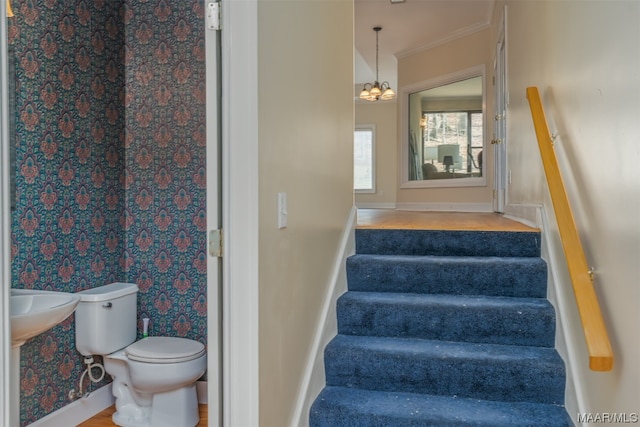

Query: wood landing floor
78 210 532 426
356 209 537 232
78 404 208 427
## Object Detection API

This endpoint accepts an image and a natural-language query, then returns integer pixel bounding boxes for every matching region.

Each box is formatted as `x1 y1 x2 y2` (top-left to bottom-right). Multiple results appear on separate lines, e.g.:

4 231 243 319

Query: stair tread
310 386 573 427
340 290 553 308
348 253 548 264
327 334 562 363
347 254 547 298
337 291 555 346
355 228 541 257
325 335 565 404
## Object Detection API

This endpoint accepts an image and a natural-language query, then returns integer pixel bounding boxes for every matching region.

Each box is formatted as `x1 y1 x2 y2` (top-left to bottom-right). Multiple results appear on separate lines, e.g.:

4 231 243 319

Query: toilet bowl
75 283 206 427
105 338 206 427
123 337 206 393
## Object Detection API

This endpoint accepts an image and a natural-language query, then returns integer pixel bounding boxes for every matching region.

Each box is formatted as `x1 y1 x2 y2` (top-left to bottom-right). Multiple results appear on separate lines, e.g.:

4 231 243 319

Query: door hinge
206 1 221 31
208 229 223 257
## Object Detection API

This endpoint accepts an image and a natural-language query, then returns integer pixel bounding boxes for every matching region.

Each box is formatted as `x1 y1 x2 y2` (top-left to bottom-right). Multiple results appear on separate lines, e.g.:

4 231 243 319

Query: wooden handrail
526 87 613 371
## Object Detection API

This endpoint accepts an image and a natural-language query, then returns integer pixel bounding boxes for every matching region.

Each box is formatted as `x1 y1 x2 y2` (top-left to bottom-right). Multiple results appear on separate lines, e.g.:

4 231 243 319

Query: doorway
0 2 224 426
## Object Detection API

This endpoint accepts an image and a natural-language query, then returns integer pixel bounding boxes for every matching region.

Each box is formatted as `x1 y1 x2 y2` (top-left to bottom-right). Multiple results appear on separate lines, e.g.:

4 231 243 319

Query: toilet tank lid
78 282 139 302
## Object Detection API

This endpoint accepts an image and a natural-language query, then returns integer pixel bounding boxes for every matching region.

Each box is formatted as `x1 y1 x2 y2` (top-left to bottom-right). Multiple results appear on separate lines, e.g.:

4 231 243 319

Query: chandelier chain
375 28 379 83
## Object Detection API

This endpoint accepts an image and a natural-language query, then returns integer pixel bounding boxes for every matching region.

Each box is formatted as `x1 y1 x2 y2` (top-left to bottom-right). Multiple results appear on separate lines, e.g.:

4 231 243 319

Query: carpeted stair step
324 335 565 405
310 386 573 427
310 226 572 425
356 229 541 257
337 291 556 347
347 254 548 297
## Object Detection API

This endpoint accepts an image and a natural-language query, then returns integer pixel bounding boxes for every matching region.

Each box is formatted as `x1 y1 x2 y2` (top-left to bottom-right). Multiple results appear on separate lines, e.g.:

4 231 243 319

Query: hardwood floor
356 208 538 232
77 404 208 427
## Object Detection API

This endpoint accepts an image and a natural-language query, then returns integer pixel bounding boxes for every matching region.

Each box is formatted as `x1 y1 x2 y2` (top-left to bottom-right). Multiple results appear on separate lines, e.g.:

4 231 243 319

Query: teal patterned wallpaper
9 0 207 424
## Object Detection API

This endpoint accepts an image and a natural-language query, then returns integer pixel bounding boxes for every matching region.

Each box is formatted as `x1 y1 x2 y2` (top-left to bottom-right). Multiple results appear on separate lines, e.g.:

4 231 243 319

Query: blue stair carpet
310 229 573 426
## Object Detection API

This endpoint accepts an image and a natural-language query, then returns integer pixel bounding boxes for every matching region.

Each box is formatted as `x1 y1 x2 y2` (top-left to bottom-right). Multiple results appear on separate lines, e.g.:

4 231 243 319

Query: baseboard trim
503 203 543 228
354 202 396 209
289 206 357 427
538 205 584 426
26 381 209 426
27 384 114 427
396 202 493 212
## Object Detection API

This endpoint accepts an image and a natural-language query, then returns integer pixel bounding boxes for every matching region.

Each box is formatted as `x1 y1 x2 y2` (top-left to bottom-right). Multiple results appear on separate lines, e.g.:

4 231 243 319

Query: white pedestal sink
10 289 81 427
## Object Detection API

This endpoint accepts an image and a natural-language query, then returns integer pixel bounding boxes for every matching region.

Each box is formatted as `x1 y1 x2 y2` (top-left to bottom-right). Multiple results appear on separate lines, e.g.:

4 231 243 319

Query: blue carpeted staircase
310 228 573 426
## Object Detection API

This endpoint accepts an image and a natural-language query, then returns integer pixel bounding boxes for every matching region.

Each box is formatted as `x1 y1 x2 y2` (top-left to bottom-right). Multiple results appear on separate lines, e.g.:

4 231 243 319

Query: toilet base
151 384 200 427
112 408 150 427
112 384 200 427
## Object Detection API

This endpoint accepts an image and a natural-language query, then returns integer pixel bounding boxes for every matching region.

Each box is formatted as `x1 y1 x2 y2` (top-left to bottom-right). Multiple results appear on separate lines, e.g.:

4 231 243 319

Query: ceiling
355 0 495 91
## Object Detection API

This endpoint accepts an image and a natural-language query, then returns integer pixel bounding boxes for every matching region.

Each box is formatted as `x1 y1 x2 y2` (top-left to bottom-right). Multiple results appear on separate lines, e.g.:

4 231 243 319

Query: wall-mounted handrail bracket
526 86 614 372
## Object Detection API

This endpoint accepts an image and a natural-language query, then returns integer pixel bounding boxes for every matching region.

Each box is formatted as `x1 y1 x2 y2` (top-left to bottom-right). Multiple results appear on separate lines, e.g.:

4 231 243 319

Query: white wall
355 101 397 208
256 1 354 426
496 0 640 420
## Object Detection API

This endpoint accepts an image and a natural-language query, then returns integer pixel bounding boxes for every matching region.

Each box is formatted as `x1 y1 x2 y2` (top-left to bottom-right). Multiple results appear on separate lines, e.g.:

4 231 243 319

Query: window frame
354 124 376 194
399 65 487 189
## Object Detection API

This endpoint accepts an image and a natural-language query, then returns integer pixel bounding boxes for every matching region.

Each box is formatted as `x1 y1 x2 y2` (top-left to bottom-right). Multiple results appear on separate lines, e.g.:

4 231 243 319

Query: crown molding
396 21 490 60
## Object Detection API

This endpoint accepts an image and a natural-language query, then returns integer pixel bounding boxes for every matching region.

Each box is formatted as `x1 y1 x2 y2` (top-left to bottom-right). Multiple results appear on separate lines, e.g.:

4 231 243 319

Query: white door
493 8 508 213
204 1 222 425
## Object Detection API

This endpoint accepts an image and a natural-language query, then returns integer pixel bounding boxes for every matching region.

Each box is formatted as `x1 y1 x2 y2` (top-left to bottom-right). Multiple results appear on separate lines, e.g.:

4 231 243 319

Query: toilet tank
75 282 138 356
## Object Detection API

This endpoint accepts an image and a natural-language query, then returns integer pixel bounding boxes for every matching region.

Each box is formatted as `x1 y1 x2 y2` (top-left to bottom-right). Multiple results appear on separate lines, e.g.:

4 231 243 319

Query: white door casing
205 1 222 425
219 0 260 426
493 6 508 213
1 0 13 424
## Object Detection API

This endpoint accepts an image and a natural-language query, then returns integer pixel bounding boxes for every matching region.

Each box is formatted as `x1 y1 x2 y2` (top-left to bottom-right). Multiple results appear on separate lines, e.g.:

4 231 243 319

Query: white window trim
354 124 376 194
399 65 487 189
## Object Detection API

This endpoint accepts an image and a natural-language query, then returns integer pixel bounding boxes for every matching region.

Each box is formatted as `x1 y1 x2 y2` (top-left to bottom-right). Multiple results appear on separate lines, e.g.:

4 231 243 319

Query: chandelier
359 26 396 102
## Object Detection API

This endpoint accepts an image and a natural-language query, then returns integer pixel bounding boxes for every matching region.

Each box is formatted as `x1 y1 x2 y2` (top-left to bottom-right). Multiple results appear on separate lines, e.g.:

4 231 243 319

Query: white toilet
75 282 206 427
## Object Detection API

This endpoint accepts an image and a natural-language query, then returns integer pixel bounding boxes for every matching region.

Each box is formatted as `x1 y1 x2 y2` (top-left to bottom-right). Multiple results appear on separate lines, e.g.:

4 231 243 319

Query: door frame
493 5 508 213
1 0 12 424
0 1 13 426
205 1 222 425
218 1 260 426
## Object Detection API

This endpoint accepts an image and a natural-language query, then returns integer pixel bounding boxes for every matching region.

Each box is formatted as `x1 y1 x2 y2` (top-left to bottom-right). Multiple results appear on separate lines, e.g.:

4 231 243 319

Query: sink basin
10 289 81 346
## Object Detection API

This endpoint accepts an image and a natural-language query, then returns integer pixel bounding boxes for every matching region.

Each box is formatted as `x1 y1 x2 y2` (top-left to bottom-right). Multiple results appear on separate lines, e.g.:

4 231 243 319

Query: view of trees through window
422 111 483 174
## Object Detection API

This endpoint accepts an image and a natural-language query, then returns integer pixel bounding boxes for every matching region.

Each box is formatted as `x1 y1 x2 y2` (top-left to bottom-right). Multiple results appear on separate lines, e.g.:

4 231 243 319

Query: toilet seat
126 337 205 363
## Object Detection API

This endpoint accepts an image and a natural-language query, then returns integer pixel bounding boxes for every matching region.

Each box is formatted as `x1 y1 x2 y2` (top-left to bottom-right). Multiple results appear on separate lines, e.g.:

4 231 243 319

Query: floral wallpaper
124 0 208 343
9 0 207 424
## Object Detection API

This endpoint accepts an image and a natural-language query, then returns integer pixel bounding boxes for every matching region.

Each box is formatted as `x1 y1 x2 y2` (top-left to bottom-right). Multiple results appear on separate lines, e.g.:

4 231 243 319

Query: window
354 126 375 192
421 111 483 176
